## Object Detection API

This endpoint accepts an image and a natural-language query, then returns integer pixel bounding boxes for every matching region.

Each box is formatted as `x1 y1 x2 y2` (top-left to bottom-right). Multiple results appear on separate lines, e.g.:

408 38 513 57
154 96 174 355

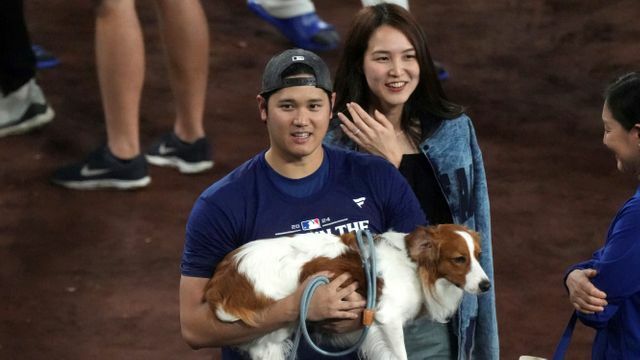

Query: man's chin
285 146 320 159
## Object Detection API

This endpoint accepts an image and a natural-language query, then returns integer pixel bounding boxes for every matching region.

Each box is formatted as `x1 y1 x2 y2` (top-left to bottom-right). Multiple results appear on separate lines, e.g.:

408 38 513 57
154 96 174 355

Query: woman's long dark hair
332 3 464 145
605 72 640 130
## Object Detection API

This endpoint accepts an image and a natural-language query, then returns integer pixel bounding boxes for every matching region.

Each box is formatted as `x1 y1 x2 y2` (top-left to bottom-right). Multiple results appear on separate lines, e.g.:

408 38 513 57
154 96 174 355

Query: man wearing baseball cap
179 48 425 359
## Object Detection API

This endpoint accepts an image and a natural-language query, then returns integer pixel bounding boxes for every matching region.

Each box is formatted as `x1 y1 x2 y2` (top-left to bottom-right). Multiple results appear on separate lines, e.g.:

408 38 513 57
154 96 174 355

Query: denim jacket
325 114 499 360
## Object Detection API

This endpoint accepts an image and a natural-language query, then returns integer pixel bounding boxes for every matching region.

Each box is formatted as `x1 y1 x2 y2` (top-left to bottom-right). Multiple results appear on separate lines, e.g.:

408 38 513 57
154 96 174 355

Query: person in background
247 0 449 81
51 0 212 190
246 0 408 51
324 4 498 359
0 0 54 138
563 72 640 359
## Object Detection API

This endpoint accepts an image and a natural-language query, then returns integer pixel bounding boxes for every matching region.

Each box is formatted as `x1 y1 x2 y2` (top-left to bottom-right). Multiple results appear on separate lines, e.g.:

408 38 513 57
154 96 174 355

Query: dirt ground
1 0 639 359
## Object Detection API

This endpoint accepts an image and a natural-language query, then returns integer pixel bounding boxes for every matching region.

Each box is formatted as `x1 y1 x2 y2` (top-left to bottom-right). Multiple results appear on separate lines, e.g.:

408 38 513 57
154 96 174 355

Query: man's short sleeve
181 196 239 278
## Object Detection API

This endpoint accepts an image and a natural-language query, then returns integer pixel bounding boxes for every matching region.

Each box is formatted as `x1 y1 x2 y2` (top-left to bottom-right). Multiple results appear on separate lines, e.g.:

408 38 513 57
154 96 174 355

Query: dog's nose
479 279 491 292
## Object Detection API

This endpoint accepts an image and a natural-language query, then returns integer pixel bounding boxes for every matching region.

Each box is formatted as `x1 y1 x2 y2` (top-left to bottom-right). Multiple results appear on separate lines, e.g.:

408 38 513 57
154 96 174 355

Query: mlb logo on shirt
301 218 321 231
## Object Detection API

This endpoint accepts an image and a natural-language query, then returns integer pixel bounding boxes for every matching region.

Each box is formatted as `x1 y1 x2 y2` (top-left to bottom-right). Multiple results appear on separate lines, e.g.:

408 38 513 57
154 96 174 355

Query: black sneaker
51 146 151 190
0 79 54 138
145 132 213 174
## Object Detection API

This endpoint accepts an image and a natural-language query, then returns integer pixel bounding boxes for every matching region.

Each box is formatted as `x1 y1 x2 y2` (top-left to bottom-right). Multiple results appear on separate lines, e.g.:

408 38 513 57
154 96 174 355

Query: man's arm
179 276 297 348
179 273 366 349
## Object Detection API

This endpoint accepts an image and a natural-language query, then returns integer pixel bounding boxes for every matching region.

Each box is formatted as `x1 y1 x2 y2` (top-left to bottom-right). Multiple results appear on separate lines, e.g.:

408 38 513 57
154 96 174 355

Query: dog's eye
451 256 466 264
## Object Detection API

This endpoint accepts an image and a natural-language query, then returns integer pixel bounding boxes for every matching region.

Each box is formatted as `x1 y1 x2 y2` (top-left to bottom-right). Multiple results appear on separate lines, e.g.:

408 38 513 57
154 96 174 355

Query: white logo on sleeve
353 197 366 208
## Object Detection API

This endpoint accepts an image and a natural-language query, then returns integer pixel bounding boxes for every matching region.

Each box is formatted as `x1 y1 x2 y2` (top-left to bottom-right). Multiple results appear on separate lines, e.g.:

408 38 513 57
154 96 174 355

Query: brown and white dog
205 224 491 360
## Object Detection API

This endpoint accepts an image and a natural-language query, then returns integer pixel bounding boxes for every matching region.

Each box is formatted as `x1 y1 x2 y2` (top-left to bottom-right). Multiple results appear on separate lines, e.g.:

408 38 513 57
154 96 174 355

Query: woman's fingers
587 286 607 300
337 112 360 136
350 103 393 129
347 103 373 125
372 109 393 127
339 102 393 140
573 299 605 314
570 284 607 314
338 114 367 149
346 103 381 134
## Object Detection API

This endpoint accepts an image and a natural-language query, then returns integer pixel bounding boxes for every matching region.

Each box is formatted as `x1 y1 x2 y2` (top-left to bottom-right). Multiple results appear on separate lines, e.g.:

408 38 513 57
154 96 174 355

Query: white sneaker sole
145 155 213 174
0 106 54 138
51 176 151 190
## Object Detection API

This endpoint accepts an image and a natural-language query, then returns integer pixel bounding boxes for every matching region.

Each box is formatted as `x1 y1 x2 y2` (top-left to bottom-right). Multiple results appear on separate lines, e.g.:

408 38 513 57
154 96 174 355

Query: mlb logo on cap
301 218 321 231
260 48 333 95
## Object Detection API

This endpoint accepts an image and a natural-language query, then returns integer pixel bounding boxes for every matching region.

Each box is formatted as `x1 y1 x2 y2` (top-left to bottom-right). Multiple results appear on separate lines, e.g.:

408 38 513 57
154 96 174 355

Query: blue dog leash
288 229 378 359
552 312 577 360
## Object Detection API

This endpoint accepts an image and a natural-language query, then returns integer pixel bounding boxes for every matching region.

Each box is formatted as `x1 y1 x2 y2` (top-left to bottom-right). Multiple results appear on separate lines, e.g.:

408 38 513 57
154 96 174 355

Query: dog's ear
406 226 439 264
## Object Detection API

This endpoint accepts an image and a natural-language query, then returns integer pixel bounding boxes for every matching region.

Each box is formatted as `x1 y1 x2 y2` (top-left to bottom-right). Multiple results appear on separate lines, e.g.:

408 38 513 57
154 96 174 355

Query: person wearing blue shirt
324 4 498 359
563 72 640 359
179 48 425 359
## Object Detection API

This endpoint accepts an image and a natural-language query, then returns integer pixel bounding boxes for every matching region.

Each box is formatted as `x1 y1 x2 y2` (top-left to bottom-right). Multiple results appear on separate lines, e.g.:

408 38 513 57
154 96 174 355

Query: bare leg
95 0 144 159
155 0 208 143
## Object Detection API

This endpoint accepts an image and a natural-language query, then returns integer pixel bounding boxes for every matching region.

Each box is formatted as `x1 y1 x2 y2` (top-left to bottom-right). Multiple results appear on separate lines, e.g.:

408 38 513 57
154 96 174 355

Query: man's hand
316 290 366 334
566 269 607 314
298 272 367 322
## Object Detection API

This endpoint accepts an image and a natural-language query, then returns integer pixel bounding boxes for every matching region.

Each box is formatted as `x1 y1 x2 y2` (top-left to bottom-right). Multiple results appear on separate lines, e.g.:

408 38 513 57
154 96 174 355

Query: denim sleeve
324 119 354 149
468 119 500 359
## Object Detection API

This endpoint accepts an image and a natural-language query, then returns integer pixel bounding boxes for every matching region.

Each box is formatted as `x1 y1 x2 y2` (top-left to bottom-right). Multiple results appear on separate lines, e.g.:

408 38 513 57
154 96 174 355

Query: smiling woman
362 24 420 114
324 3 499 360
560 72 640 359
601 73 640 177
602 103 640 175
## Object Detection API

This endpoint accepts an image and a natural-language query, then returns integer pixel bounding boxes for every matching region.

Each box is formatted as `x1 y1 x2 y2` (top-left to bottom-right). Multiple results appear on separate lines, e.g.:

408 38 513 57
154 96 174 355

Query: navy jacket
566 186 640 359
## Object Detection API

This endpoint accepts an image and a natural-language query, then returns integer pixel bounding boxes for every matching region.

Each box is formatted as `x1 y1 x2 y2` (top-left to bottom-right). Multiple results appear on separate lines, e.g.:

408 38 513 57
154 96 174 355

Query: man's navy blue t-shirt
182 145 426 359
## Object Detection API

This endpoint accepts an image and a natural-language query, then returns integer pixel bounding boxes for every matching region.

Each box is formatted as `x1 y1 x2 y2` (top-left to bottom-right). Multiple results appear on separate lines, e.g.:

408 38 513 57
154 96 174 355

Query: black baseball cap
260 48 333 95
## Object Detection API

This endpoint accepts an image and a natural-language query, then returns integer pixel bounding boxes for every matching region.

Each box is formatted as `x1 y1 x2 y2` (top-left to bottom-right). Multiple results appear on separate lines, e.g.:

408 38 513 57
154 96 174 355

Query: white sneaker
0 79 54 138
